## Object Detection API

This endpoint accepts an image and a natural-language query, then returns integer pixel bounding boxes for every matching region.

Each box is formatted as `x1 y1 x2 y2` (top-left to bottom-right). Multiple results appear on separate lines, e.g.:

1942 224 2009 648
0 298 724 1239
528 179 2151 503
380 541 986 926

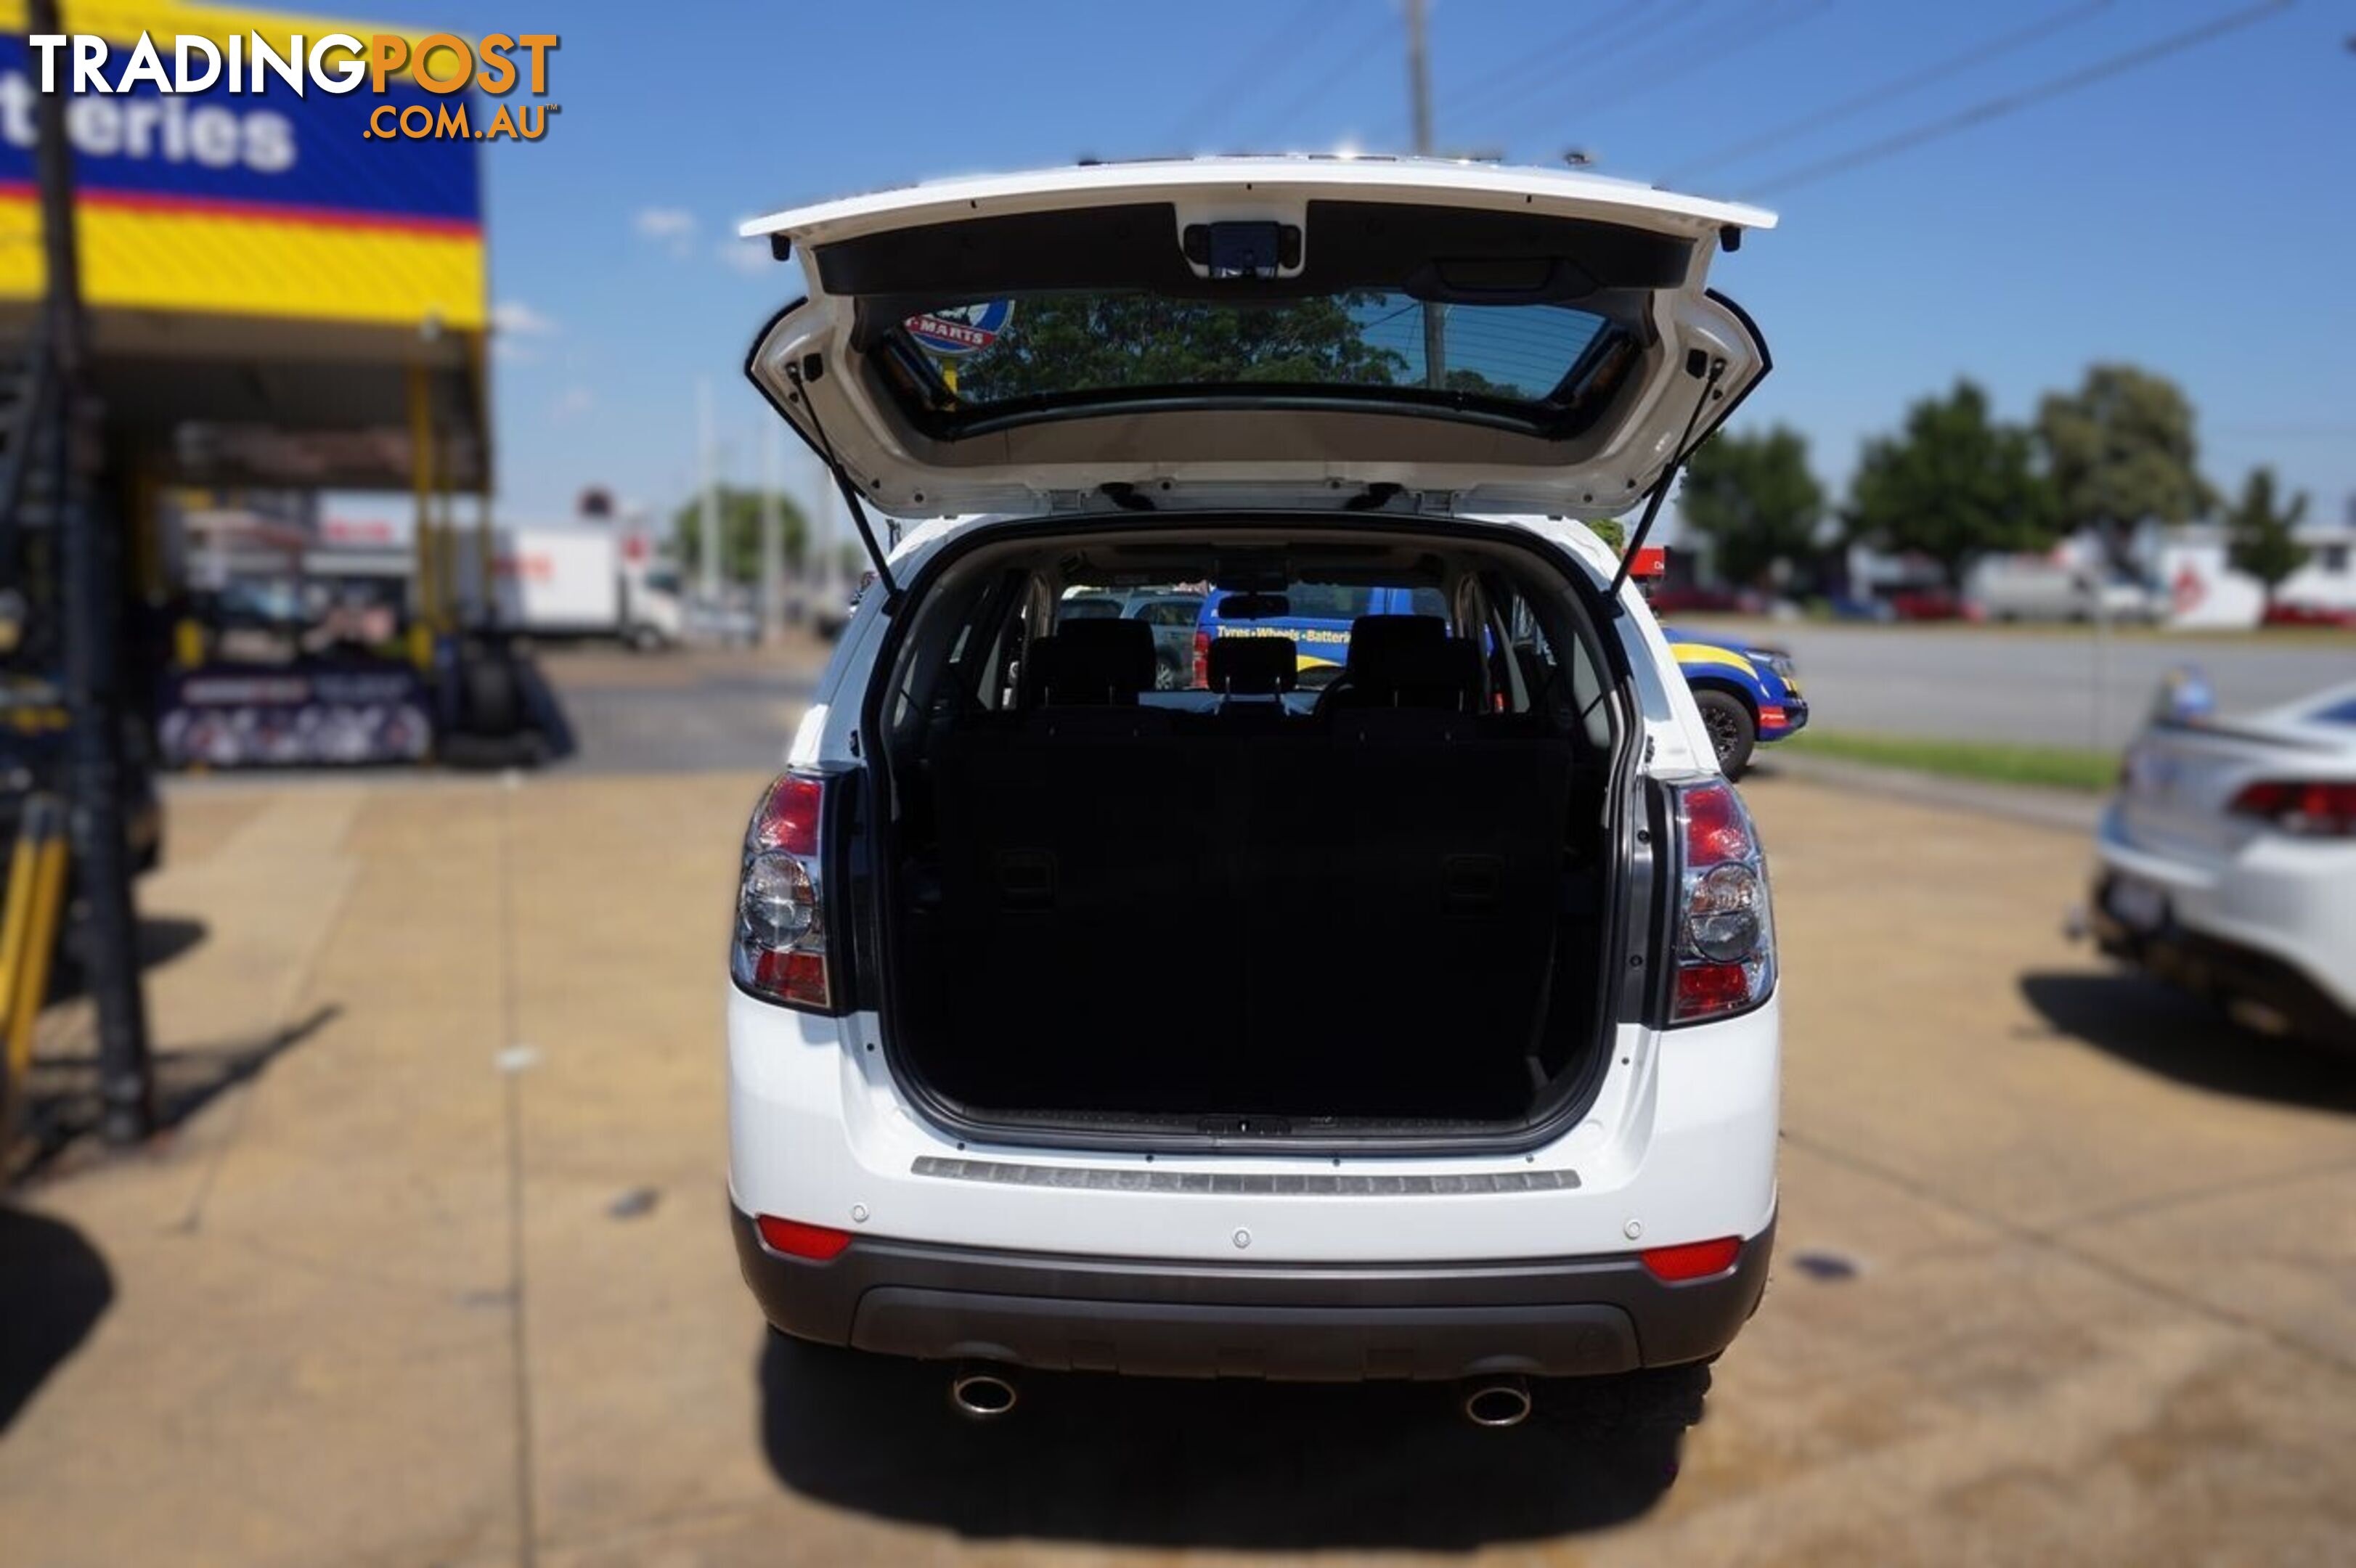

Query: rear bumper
731 1205 1774 1381
2088 873 2354 1046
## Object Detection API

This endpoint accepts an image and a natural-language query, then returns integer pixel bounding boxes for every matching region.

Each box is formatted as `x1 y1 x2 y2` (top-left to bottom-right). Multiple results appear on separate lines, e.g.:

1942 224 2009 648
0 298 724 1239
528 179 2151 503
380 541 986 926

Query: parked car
1661 626 1809 778
725 157 1781 1421
1647 585 1745 615
2259 600 2356 630
2087 678 2356 1046
1887 587 1969 621
1061 588 1206 688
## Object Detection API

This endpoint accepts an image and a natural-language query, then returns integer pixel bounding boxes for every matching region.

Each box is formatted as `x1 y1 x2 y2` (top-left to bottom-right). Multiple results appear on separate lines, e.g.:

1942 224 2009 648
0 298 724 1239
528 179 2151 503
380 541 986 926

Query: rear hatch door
740 158 1773 520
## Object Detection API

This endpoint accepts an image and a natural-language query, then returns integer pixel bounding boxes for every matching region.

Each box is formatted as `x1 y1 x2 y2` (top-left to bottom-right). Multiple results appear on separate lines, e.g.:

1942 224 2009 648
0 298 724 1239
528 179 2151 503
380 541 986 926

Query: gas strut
785 359 900 609
1607 354 1727 604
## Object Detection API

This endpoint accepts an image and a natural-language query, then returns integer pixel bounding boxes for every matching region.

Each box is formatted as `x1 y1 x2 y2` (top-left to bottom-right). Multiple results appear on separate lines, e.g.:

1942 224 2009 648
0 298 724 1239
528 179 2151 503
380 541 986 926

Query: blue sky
353 0 2353 536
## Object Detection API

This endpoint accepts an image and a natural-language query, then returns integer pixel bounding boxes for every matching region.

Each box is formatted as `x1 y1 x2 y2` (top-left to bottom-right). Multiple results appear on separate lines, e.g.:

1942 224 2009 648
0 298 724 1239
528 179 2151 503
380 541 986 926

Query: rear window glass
889 292 1621 425
2308 695 2356 726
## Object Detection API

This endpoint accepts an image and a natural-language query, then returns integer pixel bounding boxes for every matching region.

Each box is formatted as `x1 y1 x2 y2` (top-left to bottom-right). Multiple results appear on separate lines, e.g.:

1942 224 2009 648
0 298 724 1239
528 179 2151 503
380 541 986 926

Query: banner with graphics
0 1 486 330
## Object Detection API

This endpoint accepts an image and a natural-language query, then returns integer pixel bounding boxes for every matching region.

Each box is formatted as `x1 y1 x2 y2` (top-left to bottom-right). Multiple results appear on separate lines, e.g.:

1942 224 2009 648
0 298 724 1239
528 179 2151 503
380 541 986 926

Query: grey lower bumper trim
732 1207 1773 1381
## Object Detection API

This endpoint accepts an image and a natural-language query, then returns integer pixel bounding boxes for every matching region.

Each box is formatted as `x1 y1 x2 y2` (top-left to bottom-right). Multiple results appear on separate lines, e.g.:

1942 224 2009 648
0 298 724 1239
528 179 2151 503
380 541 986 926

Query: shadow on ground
0 1206 112 1433
2021 971 2356 1112
10 1003 342 1179
46 915 209 1003
759 1333 1702 1549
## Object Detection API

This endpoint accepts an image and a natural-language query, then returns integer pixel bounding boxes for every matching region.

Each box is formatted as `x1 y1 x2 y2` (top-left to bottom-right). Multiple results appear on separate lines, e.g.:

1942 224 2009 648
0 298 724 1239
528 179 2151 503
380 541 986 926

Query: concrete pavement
5 743 2355 1563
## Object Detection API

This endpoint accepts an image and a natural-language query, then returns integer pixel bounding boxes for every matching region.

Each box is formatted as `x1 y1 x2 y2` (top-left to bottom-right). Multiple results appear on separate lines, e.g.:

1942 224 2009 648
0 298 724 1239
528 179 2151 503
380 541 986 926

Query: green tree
2037 364 2214 565
1844 381 2060 588
670 488 809 585
942 293 1409 401
2222 466 2310 603
1677 425 1825 589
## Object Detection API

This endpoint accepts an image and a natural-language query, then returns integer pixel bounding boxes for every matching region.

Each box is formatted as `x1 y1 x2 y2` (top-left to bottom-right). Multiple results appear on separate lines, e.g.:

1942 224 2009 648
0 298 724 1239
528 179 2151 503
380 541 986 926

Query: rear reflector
754 948 830 1007
755 1214 854 1260
1640 1236 1741 1282
1674 961 1752 1018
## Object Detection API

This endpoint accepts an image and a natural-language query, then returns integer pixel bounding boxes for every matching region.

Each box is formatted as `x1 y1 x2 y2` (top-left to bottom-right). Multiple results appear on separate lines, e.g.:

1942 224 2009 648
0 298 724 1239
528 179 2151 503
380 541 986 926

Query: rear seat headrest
1027 618 1157 705
1337 616 1483 711
1206 635 1297 695
1343 615 1448 686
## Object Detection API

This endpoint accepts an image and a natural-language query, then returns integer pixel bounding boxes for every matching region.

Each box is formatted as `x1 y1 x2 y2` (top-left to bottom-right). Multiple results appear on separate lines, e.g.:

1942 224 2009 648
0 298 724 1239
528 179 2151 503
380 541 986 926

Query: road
1678 619 2355 750
534 643 820 775
5 648 2355 1565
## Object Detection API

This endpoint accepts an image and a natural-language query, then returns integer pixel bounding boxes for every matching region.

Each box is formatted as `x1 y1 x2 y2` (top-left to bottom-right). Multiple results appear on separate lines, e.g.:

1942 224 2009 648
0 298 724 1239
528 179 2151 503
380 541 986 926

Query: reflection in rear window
892 292 1621 426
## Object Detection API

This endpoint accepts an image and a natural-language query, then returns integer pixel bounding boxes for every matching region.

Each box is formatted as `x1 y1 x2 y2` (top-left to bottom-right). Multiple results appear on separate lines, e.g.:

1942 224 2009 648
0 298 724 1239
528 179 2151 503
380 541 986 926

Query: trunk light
1640 1236 1741 1281
755 1214 854 1260
733 772 844 1013
1668 780 1774 1024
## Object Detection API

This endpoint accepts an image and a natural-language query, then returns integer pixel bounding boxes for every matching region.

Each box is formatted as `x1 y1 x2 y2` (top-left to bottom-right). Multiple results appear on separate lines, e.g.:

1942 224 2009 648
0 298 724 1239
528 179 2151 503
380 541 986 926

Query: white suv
725 158 1781 1422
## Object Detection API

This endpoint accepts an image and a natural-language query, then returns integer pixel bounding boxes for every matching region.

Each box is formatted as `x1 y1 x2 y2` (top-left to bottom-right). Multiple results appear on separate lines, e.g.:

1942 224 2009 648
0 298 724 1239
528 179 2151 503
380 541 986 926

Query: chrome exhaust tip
948 1364 1019 1420
1461 1374 1532 1429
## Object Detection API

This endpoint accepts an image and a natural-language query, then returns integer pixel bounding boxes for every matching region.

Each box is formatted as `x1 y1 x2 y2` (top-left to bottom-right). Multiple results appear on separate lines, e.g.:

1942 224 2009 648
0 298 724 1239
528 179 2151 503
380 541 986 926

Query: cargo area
868 523 1631 1142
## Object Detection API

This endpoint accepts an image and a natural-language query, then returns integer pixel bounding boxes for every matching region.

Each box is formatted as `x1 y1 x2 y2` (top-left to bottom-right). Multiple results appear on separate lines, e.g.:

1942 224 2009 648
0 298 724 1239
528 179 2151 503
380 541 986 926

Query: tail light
2228 780 2356 838
1667 779 1775 1024
1191 628 1210 688
732 771 843 1013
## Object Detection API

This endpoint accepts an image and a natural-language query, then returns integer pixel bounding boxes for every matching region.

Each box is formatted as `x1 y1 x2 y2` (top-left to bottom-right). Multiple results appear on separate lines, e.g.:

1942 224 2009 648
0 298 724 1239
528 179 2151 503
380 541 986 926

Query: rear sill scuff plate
910 1156 1580 1195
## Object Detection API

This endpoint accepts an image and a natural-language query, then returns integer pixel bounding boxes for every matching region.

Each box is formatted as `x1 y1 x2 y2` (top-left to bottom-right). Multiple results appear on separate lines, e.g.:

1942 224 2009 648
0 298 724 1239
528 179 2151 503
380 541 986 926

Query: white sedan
2091 680 2356 1046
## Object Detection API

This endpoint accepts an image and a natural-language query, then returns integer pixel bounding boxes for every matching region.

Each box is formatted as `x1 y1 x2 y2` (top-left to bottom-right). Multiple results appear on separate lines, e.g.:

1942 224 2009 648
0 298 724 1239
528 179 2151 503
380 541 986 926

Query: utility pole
758 422 783 642
696 378 720 610
30 0 154 1142
1406 0 1446 390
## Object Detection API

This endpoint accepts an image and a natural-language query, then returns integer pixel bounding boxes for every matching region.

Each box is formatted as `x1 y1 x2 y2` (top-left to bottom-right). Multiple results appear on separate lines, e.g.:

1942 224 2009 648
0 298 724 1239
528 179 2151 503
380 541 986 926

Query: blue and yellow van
1192 585 1448 689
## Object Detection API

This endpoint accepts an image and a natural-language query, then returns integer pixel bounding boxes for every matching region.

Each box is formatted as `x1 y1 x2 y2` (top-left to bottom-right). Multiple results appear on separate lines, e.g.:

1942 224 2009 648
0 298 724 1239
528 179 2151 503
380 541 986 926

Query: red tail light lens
733 772 841 1013
1640 1236 1741 1281
754 1214 853 1260
1191 628 1210 688
1668 780 1774 1024
2229 780 2356 837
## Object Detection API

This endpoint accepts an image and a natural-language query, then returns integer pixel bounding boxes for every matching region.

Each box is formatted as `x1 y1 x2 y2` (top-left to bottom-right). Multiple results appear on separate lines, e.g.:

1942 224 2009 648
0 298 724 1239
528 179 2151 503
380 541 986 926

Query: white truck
492 525 683 649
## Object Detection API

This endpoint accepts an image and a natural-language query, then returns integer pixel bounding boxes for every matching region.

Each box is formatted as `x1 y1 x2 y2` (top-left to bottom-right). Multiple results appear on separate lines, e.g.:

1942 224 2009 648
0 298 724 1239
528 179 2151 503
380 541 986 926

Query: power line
1480 0 1836 148
1663 0 2116 182
1745 0 2296 195
1239 9 1397 147
1437 0 1704 120
1162 0 1335 147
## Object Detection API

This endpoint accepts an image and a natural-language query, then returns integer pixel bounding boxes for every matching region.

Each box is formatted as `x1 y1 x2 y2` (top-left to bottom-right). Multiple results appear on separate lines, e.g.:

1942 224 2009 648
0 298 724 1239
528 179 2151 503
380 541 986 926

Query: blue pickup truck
1189 589 1806 777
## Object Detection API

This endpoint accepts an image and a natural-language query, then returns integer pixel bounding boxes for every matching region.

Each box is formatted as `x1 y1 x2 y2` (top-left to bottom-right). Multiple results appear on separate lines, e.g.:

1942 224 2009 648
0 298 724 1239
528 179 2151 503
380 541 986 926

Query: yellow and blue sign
0 1 485 330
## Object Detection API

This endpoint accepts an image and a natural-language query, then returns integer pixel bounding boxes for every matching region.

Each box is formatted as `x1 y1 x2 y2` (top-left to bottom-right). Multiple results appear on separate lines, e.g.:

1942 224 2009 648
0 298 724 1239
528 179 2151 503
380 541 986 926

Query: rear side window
1136 600 1200 628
